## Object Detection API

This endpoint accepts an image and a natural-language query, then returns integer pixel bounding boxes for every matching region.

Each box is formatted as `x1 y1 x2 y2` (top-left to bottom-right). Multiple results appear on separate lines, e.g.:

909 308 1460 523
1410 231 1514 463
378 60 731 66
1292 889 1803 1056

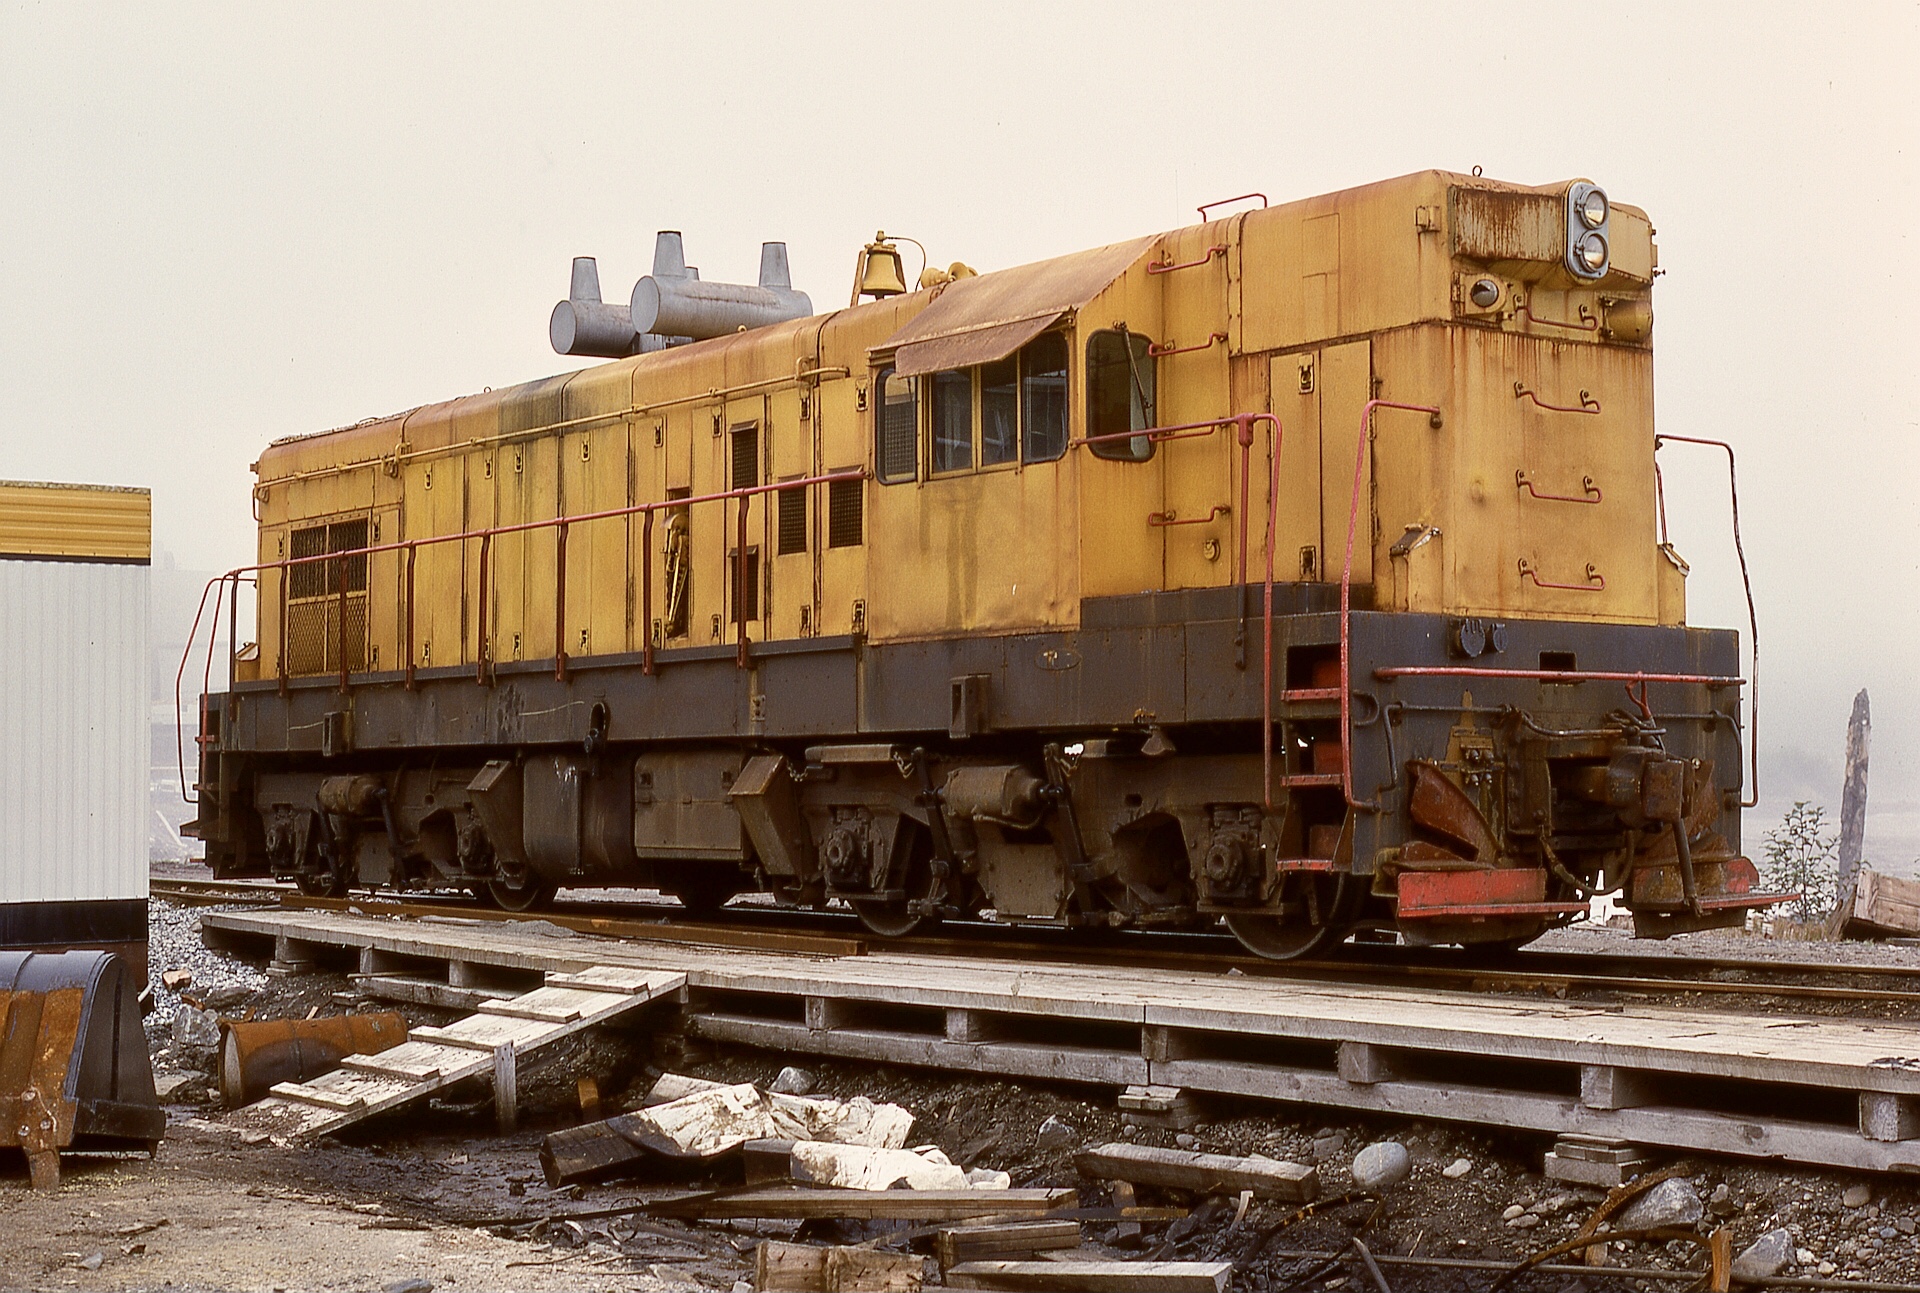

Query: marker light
1576 232 1609 273
1578 188 1609 229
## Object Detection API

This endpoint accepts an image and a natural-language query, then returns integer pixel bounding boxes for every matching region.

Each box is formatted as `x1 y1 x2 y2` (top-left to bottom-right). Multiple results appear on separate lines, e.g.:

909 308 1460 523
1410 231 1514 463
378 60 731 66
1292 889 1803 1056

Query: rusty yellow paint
252 168 1670 678
0 480 150 563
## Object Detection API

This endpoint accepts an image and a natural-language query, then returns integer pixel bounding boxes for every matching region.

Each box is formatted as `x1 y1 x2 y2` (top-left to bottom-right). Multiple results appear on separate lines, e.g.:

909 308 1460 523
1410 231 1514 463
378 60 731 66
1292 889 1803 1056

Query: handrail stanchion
335 547 349 694
475 533 492 685
554 521 570 683
1655 433 1760 807
641 511 656 676
735 494 751 668
403 543 417 690
277 561 289 696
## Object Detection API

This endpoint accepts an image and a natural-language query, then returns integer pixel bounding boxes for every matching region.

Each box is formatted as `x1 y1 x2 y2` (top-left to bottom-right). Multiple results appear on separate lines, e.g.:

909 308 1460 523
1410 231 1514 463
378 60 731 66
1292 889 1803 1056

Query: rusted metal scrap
0 950 164 1190
219 1011 408 1107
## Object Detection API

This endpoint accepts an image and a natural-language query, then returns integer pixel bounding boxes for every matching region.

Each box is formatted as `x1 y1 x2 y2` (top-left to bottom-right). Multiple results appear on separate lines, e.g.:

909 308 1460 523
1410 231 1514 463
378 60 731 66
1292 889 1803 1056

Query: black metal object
0 950 163 1189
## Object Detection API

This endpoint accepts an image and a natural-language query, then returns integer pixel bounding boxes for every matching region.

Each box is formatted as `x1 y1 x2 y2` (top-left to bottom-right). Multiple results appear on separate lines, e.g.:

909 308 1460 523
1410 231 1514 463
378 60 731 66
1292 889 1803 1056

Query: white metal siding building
0 481 151 971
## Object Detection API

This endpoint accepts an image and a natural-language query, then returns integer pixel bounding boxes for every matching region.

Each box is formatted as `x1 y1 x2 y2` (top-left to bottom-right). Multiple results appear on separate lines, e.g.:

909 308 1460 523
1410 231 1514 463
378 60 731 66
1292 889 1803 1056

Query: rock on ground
1732 1229 1794 1280
1617 1178 1703 1230
1034 1115 1076 1152
1351 1141 1411 1189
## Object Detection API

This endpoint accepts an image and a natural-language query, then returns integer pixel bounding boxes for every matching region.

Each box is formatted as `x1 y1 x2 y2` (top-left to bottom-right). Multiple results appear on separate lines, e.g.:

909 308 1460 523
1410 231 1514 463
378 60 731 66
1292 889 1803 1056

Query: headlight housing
1565 181 1610 279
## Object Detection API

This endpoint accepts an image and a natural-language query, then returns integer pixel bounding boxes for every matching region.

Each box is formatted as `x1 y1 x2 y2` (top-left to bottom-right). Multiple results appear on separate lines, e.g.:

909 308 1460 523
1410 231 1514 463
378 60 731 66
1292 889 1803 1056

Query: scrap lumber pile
547 1085 1318 1293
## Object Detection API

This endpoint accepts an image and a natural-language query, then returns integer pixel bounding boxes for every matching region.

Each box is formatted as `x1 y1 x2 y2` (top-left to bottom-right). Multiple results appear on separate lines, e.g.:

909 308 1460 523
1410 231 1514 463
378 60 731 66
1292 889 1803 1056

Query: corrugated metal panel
0 559 149 904
0 480 152 563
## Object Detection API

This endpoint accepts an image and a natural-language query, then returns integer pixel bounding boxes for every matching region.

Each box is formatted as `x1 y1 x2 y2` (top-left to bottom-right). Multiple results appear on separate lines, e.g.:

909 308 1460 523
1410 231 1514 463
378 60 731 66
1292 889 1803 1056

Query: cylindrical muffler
631 269 812 340
219 1012 409 1108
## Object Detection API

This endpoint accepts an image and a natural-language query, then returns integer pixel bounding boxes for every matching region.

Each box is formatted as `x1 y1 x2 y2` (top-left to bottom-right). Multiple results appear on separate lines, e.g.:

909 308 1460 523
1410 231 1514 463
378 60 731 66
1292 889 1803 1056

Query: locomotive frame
187 170 1778 957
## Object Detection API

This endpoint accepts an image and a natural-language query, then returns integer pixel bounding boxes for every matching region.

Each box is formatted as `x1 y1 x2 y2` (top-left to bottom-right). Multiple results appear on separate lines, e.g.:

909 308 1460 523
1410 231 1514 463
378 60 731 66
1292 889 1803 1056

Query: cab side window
875 367 918 483
930 370 972 474
1086 329 1156 461
1020 332 1068 462
980 356 1018 466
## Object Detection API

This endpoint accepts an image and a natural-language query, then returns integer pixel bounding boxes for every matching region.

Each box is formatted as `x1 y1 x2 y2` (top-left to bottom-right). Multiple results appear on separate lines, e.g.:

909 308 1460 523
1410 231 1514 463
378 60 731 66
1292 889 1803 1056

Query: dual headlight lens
1565 183 1610 279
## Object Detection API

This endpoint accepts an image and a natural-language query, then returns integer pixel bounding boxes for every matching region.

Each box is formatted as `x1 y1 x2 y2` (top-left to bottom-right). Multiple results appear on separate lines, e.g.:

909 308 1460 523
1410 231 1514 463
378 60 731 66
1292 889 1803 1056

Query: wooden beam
936 1220 1081 1269
493 1042 517 1134
1336 1041 1402 1085
652 1187 1075 1221
754 1241 923 1293
1861 1092 1920 1143
946 1260 1231 1293
1580 1064 1656 1111
1073 1143 1316 1202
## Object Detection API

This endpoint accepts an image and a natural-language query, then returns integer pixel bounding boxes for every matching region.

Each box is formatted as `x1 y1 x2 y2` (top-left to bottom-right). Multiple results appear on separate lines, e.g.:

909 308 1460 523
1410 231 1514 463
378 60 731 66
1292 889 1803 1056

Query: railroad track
150 875 1920 1013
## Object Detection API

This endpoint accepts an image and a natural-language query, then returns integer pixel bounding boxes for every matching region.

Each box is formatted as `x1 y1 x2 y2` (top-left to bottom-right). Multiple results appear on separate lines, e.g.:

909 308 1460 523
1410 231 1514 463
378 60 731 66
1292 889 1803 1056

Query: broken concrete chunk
768 1092 914 1149
964 1168 1012 1190
1617 1178 1703 1230
790 1142 969 1191
644 1072 732 1107
171 1005 220 1049
161 968 193 992
618 1083 770 1159
1732 1229 1793 1281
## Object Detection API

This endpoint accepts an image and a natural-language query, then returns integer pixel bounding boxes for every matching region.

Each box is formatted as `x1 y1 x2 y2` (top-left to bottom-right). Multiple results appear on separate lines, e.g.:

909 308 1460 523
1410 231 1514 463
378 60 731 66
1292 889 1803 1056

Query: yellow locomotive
189 170 1777 956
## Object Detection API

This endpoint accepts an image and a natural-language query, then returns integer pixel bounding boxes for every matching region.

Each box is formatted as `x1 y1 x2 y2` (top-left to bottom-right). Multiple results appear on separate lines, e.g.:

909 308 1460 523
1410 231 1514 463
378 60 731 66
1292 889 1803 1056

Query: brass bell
854 232 908 300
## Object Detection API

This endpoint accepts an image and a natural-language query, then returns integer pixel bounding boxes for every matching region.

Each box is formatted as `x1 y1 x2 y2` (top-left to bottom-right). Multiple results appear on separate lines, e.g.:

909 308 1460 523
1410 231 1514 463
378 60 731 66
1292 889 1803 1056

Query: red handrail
177 468 865 798
1656 433 1760 808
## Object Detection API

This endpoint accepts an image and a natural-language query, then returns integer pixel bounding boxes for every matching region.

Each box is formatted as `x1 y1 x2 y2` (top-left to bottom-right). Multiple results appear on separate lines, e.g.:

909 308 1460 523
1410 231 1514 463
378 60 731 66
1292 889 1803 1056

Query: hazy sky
4 3 1916 866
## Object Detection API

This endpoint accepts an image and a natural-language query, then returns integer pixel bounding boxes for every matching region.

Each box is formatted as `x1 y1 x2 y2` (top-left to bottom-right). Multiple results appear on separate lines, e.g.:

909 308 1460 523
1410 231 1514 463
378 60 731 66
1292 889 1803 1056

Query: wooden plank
1073 1143 1316 1202
754 1241 922 1293
541 1120 645 1188
652 1187 1075 1221
946 1260 1230 1293
493 1042 517 1134
936 1220 1080 1269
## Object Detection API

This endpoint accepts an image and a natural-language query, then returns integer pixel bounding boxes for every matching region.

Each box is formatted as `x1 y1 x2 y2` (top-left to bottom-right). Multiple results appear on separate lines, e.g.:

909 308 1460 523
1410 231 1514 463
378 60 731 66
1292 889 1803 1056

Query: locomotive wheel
849 852 941 938
1222 875 1353 961
295 869 351 899
485 872 557 912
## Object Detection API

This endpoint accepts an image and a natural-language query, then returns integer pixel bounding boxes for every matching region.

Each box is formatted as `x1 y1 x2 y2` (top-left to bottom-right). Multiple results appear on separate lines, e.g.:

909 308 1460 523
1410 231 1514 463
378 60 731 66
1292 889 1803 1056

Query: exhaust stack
551 231 807 357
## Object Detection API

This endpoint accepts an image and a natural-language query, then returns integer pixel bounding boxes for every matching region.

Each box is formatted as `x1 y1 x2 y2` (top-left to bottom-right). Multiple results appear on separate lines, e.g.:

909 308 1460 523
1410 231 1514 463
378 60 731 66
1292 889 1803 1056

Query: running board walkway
227 961 682 1141
199 909 1920 1173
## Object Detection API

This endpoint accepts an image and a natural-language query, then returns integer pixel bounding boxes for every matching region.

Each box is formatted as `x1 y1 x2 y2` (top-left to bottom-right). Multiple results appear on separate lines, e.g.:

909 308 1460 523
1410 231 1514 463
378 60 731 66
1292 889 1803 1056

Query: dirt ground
6 902 1920 1292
